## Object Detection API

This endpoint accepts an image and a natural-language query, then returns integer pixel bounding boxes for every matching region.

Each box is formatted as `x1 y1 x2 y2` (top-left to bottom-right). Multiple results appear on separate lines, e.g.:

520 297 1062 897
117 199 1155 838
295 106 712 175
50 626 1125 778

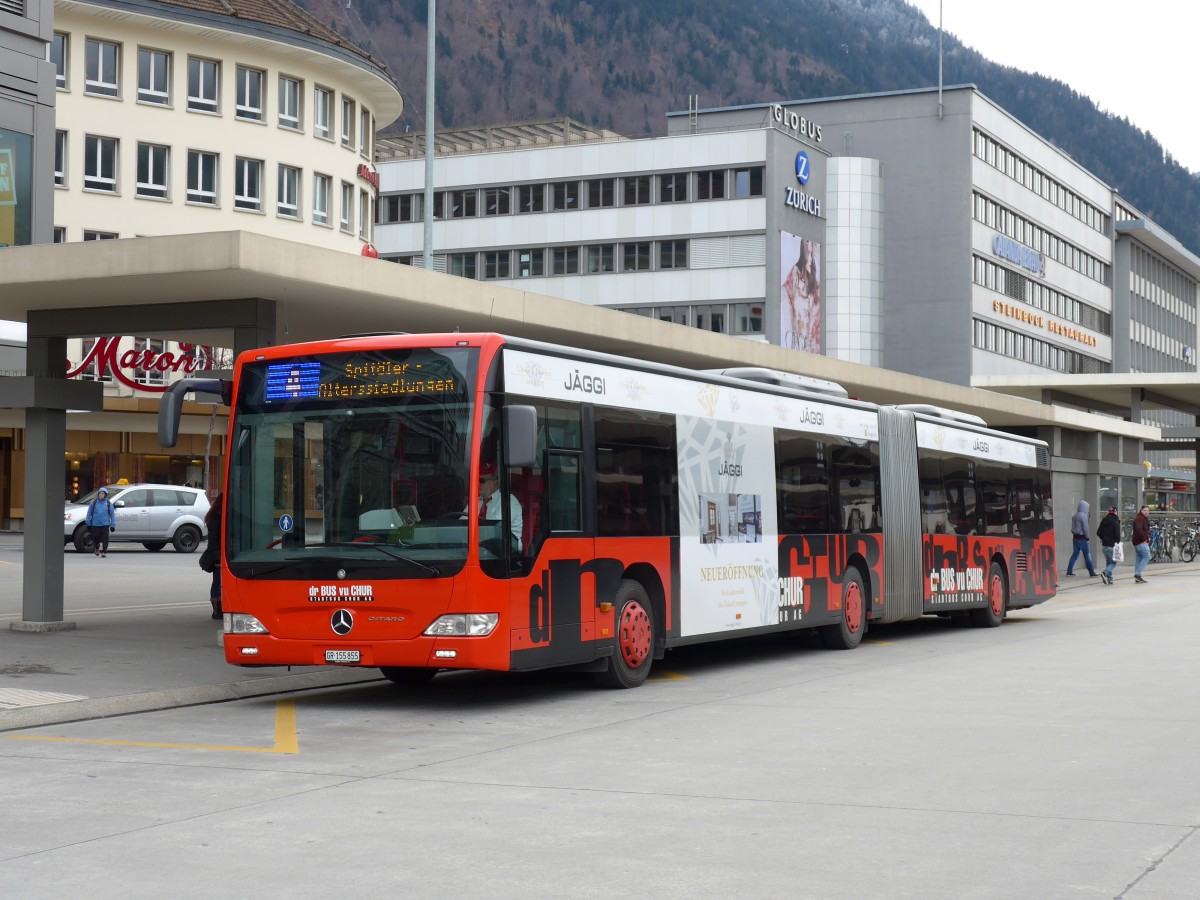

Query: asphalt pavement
0 534 1193 733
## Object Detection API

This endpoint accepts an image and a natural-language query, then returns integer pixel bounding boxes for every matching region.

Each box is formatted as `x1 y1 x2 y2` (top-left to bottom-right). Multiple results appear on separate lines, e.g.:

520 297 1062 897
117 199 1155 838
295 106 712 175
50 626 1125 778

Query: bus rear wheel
820 568 866 650
379 667 438 686
596 579 654 689
970 562 1006 628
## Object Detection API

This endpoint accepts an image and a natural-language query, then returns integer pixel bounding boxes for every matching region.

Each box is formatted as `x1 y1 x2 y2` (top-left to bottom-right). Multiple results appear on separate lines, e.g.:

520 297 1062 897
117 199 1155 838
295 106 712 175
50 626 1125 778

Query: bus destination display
262 353 463 403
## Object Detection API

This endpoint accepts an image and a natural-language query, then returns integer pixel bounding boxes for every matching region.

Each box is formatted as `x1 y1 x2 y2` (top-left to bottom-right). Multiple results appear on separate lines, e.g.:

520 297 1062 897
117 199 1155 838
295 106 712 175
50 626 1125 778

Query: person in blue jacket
85 487 116 557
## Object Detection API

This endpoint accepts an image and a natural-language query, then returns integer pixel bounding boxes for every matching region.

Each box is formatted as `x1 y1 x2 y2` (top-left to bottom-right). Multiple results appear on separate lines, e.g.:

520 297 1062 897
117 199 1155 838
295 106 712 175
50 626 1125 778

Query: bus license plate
325 650 360 663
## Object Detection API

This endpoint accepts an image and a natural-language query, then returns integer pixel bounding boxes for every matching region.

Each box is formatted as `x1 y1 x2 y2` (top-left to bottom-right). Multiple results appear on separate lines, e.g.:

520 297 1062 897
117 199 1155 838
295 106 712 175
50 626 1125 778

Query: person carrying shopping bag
1096 506 1122 584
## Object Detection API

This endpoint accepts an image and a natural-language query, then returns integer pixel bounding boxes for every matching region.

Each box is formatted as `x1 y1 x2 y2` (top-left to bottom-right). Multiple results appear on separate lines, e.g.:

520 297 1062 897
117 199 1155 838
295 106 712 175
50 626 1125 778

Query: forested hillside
301 0 1200 254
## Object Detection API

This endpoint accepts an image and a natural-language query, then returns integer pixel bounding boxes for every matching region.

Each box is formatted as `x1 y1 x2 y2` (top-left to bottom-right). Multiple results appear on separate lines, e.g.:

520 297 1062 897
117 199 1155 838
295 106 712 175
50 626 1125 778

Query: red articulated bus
160 333 1056 689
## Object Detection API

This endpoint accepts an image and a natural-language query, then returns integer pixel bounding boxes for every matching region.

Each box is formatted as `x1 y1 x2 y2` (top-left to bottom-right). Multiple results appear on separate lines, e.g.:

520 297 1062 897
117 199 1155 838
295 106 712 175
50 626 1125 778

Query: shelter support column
6 335 103 631
18 405 71 630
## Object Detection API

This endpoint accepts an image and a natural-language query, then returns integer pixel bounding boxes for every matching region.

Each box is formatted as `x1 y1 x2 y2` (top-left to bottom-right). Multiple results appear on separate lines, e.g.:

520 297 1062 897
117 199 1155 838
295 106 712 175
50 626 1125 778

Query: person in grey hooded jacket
1065 499 1096 577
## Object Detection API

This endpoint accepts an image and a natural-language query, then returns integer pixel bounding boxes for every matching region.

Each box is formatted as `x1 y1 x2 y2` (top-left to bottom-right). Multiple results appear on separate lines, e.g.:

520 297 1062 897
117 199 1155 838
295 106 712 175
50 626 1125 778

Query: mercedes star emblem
336 568 347 579
331 609 354 636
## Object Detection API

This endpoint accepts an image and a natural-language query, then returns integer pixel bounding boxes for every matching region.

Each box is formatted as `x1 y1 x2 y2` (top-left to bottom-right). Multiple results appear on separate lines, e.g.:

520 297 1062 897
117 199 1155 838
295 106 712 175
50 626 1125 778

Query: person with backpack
1096 506 1122 584
85 487 116 557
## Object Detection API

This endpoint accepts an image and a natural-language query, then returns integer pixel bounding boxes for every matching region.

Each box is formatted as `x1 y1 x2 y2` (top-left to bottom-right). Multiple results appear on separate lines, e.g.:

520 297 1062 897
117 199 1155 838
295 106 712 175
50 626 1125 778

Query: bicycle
1179 522 1199 564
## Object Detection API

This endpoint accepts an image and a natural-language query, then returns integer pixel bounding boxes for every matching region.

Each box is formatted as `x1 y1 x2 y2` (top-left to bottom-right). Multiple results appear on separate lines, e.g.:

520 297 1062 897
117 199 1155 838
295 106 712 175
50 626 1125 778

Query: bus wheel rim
844 581 863 634
618 602 651 668
990 573 1005 616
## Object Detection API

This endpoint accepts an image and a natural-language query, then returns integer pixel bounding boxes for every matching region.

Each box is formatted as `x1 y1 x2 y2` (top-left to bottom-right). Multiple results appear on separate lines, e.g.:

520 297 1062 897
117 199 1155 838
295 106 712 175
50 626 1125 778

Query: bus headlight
225 613 269 635
424 613 498 636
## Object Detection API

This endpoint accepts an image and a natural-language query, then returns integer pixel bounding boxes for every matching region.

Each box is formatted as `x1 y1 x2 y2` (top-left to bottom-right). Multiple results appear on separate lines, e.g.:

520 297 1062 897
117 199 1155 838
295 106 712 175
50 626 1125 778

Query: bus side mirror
502 405 538 469
158 378 230 447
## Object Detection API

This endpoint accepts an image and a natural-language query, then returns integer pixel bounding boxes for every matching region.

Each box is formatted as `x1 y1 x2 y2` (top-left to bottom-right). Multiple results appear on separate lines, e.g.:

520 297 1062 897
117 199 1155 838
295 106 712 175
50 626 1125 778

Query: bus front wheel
596 579 654 689
970 562 1006 628
820 568 866 650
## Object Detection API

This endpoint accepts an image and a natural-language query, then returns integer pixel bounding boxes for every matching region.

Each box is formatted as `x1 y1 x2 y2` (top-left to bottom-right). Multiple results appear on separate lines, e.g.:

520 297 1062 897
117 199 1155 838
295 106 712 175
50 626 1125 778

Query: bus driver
475 462 523 552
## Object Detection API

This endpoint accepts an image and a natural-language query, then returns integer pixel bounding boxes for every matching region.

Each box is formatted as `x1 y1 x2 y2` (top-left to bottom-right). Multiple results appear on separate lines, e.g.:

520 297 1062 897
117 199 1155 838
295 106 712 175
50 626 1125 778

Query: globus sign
66 337 214 393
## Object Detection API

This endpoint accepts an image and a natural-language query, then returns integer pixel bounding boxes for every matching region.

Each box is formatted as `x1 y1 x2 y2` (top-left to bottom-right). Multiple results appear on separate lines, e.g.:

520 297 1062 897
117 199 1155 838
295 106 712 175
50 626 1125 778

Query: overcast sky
905 0 1200 172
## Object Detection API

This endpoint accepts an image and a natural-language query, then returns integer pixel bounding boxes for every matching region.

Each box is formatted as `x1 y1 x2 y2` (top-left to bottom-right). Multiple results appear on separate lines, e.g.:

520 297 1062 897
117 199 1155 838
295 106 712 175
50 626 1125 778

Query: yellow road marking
647 670 688 681
864 638 894 645
5 699 299 754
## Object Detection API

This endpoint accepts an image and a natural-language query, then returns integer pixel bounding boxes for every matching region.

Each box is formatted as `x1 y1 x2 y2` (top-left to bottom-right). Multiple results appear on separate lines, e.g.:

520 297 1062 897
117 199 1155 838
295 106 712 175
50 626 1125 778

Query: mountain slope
303 0 1200 255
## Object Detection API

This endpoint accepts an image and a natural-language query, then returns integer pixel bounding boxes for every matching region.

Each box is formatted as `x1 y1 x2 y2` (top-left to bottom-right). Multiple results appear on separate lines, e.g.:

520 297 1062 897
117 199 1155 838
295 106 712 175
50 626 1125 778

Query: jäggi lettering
564 370 606 395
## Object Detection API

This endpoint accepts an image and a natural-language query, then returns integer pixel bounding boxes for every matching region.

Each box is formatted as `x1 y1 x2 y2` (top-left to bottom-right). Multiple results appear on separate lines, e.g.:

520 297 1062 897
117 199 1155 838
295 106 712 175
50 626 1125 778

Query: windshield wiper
319 542 441 576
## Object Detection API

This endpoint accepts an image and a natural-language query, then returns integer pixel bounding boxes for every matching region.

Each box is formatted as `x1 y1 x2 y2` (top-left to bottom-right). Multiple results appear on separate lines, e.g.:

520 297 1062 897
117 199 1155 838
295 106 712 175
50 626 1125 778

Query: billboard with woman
781 231 822 353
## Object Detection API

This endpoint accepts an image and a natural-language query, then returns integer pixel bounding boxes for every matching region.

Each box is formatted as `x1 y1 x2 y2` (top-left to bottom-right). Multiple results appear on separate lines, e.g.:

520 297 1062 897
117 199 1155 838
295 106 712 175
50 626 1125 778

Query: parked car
64 484 210 553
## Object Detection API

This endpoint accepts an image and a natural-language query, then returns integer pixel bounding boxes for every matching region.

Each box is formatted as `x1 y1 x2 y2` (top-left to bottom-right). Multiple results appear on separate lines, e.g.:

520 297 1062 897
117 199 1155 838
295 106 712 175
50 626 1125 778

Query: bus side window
775 430 830 535
593 407 678 537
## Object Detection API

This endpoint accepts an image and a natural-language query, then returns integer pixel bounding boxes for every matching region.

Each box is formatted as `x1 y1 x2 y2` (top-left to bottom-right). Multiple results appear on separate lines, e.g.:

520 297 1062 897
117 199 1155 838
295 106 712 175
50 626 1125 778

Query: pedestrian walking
199 494 223 619
1065 499 1097 577
85 487 116 557
1096 506 1122 584
1132 505 1151 583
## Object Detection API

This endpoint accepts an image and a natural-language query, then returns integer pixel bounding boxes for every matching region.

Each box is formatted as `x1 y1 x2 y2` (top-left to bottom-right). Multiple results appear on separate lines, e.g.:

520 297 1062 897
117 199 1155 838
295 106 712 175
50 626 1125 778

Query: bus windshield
227 346 477 579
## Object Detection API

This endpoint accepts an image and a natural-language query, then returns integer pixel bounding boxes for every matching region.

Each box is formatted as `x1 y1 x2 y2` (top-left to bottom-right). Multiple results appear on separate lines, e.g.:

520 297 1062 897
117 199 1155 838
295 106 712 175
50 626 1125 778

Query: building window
448 253 477 279
552 247 579 275
586 244 615 273
53 227 66 243
85 39 120 98
83 231 118 241
518 184 544 213
660 240 688 269
313 173 331 225
378 193 420 224
447 189 477 218
134 338 167 386
587 178 615 208
234 158 263 211
732 303 763 334
340 182 354 232
77 338 114 381
659 173 687 203
360 108 371 157
733 167 764 198
359 189 370 239
188 58 219 113
54 131 67 187
187 150 218 205
51 33 68 90
277 165 300 218
279 76 302 130
341 97 355 148
517 249 544 277
83 135 118 192
236 66 265 121
623 242 651 272
484 251 511 279
693 305 726 333
136 143 169 199
485 187 511 215
314 86 332 139
623 175 650 205
552 181 579 210
696 169 725 200
137 48 170 105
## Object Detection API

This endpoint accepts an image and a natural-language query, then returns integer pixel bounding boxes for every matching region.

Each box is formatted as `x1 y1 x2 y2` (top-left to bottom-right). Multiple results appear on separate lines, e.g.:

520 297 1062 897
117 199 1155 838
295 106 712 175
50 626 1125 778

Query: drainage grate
0 688 88 710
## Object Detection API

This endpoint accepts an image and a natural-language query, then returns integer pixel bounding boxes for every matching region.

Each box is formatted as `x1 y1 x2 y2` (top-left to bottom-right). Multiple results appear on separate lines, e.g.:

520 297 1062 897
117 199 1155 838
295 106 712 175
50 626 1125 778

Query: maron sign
67 338 214 393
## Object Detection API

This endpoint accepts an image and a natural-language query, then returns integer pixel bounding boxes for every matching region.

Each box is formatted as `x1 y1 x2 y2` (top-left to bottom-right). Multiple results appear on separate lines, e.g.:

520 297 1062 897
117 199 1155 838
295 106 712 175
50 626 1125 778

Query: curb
0 667 384 733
